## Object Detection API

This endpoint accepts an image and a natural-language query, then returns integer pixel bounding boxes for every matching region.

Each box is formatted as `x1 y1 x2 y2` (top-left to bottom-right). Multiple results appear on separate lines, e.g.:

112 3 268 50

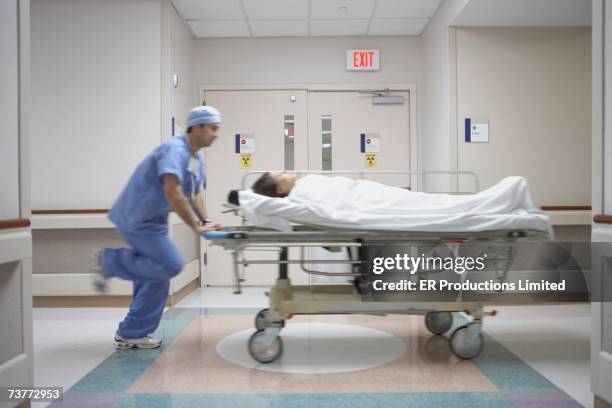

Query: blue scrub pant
102 230 184 339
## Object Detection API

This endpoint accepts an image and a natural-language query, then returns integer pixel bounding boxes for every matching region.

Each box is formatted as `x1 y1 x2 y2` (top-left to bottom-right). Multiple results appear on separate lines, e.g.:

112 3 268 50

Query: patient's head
252 172 296 197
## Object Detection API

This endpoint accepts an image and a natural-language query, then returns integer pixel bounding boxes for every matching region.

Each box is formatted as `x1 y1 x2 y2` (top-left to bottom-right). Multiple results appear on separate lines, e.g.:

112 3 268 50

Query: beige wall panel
456 27 591 206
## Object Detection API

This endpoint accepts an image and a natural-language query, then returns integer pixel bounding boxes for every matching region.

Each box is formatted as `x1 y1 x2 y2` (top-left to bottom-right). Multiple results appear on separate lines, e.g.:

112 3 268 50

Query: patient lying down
243 172 550 232
253 172 540 214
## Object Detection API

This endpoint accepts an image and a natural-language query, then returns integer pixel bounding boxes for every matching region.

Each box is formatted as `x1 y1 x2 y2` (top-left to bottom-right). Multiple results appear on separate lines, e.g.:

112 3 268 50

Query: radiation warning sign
240 153 253 169
365 153 377 169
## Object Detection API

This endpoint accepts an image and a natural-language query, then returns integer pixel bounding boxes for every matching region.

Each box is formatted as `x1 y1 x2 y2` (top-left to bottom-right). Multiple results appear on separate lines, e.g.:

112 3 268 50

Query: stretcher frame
204 170 552 361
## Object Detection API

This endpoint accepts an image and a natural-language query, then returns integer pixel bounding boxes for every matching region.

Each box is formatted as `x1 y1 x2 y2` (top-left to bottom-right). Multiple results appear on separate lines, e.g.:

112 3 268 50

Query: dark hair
252 172 286 198
227 190 239 205
187 124 204 134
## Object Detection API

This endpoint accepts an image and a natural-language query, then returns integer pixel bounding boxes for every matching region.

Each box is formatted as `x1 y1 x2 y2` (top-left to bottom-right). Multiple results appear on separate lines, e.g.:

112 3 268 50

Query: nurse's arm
162 173 199 232
192 190 208 223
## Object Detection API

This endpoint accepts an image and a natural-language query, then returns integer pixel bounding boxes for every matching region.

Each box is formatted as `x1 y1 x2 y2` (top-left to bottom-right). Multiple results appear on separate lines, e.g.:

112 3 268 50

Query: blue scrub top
109 135 205 235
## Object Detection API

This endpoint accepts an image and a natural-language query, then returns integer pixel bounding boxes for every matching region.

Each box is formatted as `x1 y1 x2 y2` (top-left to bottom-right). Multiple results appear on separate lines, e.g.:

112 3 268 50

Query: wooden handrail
32 209 109 215
0 218 31 230
541 206 591 211
594 214 612 224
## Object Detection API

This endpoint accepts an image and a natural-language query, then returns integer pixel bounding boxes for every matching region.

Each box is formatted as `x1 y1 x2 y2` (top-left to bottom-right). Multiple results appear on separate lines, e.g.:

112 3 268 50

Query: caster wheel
424 311 453 335
449 323 484 360
248 330 283 363
254 308 269 331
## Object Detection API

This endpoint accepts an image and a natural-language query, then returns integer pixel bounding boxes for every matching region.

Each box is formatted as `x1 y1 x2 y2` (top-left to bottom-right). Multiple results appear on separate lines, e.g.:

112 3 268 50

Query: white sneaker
114 334 162 349
89 249 108 294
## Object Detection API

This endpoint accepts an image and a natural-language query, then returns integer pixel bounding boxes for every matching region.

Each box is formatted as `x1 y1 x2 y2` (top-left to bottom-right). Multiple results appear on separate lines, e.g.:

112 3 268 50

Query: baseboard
168 277 200 306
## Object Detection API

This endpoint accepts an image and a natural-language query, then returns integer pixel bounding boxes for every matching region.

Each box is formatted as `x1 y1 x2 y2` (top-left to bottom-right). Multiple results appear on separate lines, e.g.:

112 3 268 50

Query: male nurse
90 106 222 349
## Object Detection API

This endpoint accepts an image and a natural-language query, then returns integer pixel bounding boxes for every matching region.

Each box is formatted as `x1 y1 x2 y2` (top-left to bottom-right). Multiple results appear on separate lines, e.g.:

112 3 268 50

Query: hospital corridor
0 0 610 407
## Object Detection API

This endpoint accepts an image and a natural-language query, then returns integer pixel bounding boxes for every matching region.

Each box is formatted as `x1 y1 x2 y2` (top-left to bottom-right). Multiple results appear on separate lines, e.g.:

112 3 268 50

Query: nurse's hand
195 223 221 235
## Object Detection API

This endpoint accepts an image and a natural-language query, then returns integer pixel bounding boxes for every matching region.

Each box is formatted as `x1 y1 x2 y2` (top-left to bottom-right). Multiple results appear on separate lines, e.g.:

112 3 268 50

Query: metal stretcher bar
203 227 549 248
204 227 547 241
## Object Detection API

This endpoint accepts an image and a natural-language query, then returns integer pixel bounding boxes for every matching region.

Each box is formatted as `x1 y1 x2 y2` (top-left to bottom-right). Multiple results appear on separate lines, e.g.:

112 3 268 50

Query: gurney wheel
449 323 484 360
254 308 269 331
248 330 283 363
424 312 453 335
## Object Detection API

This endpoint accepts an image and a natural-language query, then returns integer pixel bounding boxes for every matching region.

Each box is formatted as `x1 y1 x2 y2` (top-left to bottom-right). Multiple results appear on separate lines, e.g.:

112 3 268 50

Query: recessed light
338 5 349 13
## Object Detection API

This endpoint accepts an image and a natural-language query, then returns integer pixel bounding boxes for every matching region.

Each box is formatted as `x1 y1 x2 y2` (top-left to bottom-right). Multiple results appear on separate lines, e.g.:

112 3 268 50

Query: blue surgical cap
186 105 222 128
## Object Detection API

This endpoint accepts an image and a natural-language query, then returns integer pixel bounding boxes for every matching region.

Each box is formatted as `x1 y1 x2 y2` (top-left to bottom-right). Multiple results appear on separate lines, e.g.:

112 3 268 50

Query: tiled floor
32 308 131 408
32 287 592 407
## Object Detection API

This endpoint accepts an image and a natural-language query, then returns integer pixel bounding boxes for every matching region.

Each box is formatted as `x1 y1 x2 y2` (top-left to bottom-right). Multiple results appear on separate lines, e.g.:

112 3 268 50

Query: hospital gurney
204 171 552 362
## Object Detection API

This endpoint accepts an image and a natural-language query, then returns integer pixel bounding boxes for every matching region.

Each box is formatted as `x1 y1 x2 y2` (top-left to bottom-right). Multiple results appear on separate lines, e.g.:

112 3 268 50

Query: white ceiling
453 0 591 27
172 0 443 38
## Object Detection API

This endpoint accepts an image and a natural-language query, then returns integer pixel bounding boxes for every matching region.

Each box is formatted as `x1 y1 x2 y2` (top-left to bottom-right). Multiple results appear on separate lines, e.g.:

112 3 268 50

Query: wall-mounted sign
235 133 255 153
346 49 380 71
360 133 380 153
240 153 253 169
365 153 377 168
465 118 489 143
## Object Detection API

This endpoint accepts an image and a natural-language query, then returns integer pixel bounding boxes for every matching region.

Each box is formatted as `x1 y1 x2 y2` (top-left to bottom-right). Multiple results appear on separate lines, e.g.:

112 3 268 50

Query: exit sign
346 49 380 71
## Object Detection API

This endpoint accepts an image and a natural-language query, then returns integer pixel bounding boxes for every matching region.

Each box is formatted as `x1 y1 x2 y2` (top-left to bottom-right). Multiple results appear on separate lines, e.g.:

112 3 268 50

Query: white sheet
237 175 552 235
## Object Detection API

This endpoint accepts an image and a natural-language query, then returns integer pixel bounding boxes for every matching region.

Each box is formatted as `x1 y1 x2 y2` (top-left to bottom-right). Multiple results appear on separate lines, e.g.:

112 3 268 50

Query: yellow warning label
365 153 377 169
240 153 253 169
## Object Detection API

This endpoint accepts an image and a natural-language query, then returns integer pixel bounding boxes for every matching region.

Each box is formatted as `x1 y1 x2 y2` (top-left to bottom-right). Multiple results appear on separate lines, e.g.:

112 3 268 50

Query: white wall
162 0 197 140
31 0 162 210
193 36 421 86
0 0 21 219
420 0 470 191
455 27 591 205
